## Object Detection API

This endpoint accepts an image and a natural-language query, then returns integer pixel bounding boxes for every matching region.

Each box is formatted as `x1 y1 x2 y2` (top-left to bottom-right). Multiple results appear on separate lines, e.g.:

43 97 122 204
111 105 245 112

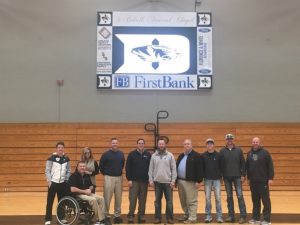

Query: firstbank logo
115 76 130 87
114 34 190 74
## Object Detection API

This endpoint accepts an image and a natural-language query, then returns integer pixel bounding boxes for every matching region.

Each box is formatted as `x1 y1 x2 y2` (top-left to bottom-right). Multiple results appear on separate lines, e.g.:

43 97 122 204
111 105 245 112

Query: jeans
154 182 173 220
223 177 247 219
204 179 222 220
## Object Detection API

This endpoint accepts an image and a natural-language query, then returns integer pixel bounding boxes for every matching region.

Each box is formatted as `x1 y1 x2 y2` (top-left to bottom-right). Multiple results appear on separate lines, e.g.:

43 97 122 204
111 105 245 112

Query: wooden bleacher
0 123 300 192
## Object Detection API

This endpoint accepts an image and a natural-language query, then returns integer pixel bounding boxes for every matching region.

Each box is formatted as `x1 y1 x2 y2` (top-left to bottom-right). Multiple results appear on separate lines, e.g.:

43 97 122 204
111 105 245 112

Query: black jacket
246 147 274 182
126 149 151 182
202 150 222 180
176 150 203 183
69 170 93 191
220 145 246 178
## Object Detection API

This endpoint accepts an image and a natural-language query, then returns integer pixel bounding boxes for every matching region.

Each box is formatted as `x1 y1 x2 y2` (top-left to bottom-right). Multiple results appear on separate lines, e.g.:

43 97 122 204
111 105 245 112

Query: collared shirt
177 149 191 179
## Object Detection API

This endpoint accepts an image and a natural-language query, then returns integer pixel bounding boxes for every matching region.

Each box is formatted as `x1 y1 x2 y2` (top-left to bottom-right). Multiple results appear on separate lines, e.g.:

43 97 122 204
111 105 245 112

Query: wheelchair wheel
56 196 80 225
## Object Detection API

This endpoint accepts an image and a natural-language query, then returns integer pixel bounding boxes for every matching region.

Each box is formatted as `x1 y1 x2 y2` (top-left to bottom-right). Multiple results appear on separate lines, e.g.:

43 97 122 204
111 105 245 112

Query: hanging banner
96 12 212 90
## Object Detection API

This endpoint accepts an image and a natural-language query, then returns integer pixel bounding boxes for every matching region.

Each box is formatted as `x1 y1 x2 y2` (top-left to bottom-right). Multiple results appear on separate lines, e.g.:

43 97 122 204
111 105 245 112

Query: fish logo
131 39 180 70
114 34 190 74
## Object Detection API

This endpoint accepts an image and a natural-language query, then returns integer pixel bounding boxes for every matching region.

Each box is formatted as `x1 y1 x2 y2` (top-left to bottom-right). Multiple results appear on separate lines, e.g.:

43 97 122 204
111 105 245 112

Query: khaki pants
128 181 148 218
77 193 106 222
103 175 123 217
177 179 198 221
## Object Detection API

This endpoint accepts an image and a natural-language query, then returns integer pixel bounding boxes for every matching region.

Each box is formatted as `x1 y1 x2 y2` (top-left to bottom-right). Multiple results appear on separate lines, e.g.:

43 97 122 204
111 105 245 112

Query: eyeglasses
138 142 145 144
84 152 90 154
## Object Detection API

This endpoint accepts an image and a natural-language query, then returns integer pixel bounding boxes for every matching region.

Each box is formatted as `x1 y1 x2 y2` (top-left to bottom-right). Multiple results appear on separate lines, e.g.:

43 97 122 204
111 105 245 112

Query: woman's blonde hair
81 147 94 161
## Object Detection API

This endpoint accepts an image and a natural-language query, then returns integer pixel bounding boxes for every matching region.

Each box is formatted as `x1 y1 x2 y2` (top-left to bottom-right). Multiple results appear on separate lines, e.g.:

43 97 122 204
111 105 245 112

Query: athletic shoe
217 218 224 223
204 218 212 223
248 219 260 224
183 219 197 224
45 221 51 225
260 221 271 225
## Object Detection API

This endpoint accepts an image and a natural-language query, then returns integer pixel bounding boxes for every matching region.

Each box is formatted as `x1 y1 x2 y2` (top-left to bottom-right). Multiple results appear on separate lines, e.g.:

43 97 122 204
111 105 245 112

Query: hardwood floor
0 190 299 224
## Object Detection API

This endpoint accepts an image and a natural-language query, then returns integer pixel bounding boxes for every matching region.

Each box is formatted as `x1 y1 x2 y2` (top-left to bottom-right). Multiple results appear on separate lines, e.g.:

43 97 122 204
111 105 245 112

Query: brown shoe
167 219 174 224
239 217 246 224
154 218 161 224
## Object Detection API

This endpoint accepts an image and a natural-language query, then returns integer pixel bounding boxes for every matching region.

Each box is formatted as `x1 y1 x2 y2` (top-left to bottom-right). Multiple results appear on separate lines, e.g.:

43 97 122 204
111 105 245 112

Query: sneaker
248 219 260 224
239 217 247 224
45 221 51 225
183 219 197 224
217 218 224 223
60 219 68 224
204 218 212 223
260 221 271 225
225 217 236 223
113 217 123 224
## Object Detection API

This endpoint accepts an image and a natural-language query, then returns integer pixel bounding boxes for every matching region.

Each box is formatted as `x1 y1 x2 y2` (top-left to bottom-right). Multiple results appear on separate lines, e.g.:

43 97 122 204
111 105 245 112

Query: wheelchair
56 195 94 225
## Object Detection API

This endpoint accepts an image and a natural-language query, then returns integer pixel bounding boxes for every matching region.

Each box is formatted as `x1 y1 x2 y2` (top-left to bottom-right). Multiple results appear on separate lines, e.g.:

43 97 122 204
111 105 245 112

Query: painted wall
0 0 299 122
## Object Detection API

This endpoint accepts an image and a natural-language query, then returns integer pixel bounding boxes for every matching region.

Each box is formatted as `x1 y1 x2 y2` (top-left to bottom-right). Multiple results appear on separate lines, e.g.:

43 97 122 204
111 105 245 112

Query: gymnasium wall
0 0 300 123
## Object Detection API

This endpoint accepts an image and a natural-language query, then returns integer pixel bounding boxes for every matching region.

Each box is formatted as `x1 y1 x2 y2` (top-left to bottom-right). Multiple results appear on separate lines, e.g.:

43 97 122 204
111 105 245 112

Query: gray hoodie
148 149 177 184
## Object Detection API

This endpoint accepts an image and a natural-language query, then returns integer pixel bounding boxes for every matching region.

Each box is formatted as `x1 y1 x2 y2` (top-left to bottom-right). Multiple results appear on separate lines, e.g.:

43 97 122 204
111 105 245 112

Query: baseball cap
225 133 235 140
206 138 215 144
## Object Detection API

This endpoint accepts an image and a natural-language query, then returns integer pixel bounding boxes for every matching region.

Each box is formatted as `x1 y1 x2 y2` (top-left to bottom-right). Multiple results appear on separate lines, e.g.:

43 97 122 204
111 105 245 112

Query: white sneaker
248 219 260 224
260 221 271 225
45 221 51 225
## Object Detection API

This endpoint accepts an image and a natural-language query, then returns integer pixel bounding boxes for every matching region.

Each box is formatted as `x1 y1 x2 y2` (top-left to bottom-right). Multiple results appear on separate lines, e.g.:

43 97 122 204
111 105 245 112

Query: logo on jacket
252 153 258 161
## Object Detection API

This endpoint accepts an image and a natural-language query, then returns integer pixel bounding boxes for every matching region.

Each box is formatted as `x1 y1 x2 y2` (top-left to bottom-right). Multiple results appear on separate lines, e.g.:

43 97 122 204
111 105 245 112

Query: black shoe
138 216 146 223
128 217 134 224
225 217 235 223
154 218 161 224
113 217 123 224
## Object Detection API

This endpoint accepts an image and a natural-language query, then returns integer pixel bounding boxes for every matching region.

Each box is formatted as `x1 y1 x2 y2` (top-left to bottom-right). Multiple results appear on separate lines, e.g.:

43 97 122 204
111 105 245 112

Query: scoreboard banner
96 12 212 90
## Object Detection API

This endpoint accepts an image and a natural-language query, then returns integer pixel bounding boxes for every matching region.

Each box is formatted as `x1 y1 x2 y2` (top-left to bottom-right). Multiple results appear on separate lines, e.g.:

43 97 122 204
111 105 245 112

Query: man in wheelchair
69 161 107 225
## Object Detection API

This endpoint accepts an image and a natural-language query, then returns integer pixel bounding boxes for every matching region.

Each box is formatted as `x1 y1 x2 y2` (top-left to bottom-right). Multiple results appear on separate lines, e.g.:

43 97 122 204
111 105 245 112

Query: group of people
44 134 274 225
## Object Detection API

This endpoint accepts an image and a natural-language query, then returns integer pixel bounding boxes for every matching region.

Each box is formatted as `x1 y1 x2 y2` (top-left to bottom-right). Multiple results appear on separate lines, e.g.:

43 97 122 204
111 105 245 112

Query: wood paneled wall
0 123 299 192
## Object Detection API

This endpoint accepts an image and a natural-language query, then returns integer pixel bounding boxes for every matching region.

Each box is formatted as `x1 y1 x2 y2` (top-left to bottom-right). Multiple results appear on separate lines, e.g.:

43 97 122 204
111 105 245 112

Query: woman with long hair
81 147 99 193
